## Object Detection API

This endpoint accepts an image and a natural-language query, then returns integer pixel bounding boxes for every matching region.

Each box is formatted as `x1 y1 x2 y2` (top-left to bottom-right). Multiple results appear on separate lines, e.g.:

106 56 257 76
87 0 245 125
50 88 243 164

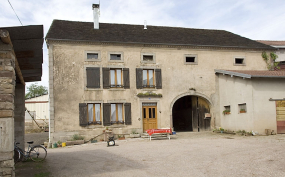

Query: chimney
92 4 100 29
144 20 147 29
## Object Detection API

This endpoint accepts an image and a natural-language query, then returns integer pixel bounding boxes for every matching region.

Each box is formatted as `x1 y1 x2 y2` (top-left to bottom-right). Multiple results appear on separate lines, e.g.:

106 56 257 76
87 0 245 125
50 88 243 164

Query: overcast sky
1 0 285 89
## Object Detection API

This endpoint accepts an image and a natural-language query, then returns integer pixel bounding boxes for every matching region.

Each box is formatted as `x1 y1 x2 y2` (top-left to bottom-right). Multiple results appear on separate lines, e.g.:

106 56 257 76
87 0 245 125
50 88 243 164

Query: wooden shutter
86 67 100 88
79 103 88 126
103 68 110 89
103 103 111 126
155 69 162 89
124 103 132 125
136 68 143 89
123 68 130 89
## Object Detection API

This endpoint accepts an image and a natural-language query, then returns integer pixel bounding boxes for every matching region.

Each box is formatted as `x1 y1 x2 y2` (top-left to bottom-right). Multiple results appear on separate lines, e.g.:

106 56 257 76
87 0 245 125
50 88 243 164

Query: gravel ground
16 132 285 177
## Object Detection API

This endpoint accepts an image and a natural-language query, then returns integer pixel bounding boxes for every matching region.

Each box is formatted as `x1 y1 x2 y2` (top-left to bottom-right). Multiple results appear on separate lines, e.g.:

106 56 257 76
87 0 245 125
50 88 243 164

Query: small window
185 54 198 65
238 103 247 113
87 53 98 60
87 103 101 125
223 105 231 115
143 55 153 61
143 69 155 88
110 69 123 88
111 103 124 124
110 54 121 60
234 57 245 65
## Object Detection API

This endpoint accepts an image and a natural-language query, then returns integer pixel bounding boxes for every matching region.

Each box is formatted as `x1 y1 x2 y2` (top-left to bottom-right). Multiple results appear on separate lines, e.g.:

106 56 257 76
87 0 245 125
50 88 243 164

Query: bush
71 134 84 140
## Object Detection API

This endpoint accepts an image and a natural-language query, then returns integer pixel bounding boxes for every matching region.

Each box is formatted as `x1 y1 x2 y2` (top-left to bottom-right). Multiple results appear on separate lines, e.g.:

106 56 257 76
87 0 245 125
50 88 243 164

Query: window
234 57 245 65
184 54 198 65
85 51 101 61
110 69 123 88
87 104 101 124
143 69 155 88
141 53 156 63
110 54 121 60
103 68 130 89
223 105 231 115
111 103 124 124
238 103 247 113
136 68 162 89
86 67 100 88
87 53 98 59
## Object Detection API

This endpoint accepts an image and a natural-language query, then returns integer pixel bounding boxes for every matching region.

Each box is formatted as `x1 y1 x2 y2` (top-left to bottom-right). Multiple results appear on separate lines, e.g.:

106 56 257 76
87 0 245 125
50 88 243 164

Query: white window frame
184 54 198 65
85 51 101 62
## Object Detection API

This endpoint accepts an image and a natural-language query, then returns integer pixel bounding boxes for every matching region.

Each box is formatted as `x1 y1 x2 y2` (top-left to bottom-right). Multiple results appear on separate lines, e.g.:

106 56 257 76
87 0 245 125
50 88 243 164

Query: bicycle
14 141 47 163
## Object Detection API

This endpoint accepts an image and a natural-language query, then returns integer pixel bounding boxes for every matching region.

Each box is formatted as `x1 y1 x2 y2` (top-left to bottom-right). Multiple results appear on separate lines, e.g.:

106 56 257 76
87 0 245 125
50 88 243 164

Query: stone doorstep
65 140 84 146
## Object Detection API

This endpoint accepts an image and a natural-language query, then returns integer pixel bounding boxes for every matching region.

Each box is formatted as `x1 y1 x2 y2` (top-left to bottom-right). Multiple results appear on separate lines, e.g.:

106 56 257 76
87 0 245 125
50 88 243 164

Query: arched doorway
172 95 211 132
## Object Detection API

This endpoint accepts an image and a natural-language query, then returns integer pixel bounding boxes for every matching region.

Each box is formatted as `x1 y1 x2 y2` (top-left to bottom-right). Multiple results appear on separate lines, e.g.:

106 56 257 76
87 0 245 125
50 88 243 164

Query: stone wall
0 46 16 176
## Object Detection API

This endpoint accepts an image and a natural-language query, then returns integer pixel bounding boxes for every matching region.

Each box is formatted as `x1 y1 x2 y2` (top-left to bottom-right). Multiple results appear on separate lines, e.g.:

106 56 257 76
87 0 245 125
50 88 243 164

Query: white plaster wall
218 74 254 131
49 41 268 140
218 75 285 134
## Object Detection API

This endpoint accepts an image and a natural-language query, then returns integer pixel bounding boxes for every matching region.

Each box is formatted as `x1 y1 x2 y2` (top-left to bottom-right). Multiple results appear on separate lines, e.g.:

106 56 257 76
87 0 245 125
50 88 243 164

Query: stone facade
47 41 269 142
0 47 15 177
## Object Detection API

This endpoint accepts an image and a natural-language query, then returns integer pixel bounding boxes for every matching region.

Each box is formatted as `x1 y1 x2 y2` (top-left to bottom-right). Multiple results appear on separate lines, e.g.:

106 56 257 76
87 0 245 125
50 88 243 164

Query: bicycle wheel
14 148 24 164
29 145 47 162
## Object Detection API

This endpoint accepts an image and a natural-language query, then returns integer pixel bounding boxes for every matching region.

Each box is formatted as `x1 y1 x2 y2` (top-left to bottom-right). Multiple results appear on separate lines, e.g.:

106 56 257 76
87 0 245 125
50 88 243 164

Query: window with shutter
87 103 102 125
86 67 100 88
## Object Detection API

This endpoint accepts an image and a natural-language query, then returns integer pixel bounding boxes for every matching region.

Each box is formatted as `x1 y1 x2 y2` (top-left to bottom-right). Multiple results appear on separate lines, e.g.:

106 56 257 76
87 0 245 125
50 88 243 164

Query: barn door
192 97 210 132
276 101 285 134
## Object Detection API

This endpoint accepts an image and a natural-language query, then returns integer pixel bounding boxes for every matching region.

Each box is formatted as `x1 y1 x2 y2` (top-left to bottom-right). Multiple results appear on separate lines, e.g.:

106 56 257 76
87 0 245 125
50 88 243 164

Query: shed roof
257 40 285 47
0 25 43 82
46 20 274 50
215 69 285 79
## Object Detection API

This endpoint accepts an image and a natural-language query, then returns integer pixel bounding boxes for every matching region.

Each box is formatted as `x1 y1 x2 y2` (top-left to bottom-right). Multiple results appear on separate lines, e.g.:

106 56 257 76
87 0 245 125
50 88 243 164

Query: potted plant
57 140 62 147
223 110 231 115
240 109 246 113
118 135 125 140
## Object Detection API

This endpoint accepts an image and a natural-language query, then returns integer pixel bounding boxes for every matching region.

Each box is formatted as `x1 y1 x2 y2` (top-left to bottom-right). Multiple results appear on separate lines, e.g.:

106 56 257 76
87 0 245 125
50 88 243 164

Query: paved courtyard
16 132 285 177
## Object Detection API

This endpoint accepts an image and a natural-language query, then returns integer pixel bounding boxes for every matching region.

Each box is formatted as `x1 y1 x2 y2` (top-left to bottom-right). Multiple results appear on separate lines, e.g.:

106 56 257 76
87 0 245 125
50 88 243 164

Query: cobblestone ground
16 132 285 177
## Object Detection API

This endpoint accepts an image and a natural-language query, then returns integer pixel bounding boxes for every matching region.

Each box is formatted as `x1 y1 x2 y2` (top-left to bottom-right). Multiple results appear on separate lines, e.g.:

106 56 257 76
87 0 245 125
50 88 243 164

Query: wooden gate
143 103 157 132
276 101 285 134
192 97 211 132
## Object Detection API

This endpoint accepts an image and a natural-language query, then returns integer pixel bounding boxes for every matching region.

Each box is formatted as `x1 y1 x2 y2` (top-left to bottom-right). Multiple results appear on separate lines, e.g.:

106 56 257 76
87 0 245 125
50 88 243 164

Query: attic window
184 54 198 65
110 54 121 60
234 57 245 65
87 53 98 59
143 55 153 61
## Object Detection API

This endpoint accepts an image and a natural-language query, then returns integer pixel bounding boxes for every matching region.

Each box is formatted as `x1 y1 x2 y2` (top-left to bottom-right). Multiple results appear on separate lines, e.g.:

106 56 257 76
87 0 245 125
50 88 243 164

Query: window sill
185 62 198 65
108 88 126 91
234 63 246 66
85 88 103 91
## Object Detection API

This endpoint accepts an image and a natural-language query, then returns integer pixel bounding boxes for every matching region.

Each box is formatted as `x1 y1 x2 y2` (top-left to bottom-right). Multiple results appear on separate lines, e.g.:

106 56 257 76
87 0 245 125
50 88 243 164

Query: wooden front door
276 101 285 134
143 105 157 132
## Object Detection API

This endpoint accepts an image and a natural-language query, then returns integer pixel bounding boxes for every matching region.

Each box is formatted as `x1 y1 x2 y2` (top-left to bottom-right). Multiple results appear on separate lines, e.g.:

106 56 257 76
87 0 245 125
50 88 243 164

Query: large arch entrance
172 95 211 132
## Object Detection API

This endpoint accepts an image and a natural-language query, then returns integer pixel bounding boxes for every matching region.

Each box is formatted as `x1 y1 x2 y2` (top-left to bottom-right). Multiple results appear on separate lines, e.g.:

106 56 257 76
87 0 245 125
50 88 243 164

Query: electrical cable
7 0 23 26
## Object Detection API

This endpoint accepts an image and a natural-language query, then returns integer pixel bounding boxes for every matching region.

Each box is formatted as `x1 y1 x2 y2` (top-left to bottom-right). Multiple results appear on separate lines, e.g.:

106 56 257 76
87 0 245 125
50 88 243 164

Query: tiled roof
215 69 285 78
257 40 285 46
46 20 274 50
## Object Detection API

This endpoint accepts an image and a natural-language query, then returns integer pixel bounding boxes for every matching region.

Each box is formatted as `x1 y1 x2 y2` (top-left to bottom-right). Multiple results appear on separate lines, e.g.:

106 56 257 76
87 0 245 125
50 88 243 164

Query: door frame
139 98 161 132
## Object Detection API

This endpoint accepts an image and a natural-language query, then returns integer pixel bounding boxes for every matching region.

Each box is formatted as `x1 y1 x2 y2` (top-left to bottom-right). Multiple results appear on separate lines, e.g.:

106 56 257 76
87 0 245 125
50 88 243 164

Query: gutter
215 69 285 79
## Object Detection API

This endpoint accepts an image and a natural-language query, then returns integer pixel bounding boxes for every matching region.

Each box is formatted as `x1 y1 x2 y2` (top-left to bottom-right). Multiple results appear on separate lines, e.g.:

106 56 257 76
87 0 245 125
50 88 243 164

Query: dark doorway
172 96 211 132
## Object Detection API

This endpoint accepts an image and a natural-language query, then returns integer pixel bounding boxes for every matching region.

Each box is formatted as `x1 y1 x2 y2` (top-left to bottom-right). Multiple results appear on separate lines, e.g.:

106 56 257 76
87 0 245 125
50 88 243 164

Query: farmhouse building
45 4 277 142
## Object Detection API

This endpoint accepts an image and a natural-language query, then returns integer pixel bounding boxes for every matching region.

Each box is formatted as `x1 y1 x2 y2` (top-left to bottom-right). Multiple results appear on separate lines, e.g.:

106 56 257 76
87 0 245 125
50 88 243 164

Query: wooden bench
145 129 172 141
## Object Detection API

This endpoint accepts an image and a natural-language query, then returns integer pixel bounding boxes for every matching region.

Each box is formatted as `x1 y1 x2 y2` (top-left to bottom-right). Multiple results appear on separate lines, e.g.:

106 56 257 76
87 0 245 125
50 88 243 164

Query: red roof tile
257 40 285 46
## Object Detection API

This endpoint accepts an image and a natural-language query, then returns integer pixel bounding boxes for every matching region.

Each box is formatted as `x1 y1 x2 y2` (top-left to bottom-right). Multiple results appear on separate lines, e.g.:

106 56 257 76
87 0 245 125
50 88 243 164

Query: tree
25 84 48 99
